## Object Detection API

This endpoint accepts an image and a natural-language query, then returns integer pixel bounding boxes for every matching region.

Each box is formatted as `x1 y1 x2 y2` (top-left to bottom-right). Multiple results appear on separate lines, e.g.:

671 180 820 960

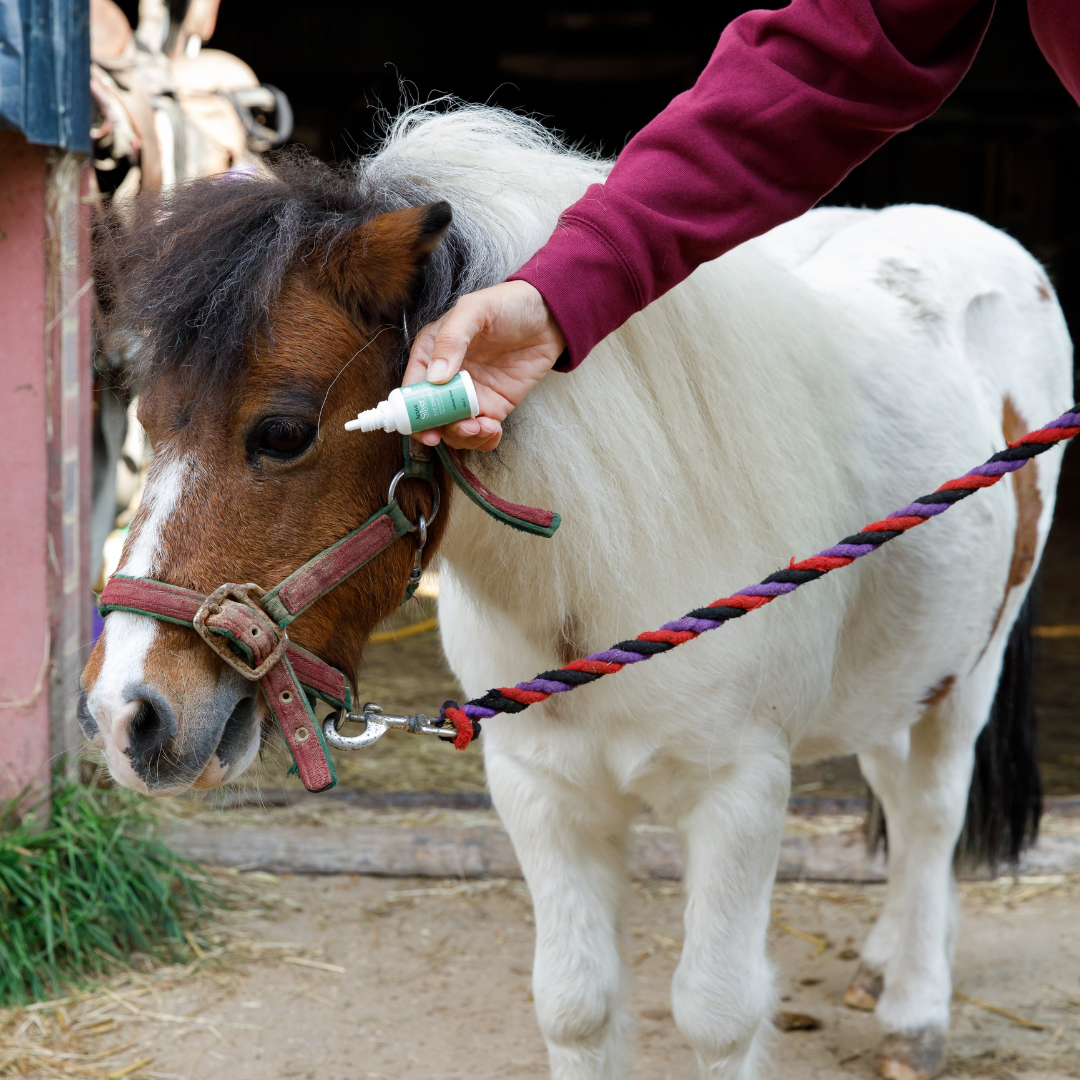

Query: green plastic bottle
345 371 480 434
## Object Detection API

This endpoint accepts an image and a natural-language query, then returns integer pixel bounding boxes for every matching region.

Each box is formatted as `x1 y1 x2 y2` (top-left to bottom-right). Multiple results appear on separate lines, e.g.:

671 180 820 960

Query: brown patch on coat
1037 281 1052 302
986 397 1043 643
81 634 105 689
920 674 956 710
1002 397 1043 589
875 259 943 329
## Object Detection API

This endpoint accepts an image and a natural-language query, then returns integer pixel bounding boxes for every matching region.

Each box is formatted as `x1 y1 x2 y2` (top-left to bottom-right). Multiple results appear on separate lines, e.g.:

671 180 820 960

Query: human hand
402 280 565 451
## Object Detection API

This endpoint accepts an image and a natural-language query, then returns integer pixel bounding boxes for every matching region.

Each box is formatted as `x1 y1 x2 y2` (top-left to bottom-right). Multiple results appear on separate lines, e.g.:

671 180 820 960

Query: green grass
0 783 214 1006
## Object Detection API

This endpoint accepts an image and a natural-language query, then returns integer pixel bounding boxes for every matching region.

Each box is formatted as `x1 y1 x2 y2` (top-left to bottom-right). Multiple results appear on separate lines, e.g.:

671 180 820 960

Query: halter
98 437 560 792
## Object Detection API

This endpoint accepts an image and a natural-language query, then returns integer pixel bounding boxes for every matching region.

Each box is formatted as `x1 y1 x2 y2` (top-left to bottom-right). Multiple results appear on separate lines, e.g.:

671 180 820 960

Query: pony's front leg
485 743 634 1080
672 748 789 1080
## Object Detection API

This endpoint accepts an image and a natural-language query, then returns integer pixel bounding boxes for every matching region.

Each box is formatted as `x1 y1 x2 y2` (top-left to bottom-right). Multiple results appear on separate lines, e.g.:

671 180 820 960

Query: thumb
425 297 485 383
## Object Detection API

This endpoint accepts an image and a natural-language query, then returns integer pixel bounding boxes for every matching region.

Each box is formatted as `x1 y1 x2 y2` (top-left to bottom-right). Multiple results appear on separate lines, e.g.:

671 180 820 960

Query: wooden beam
163 820 1080 880
0 132 93 804
0 132 53 803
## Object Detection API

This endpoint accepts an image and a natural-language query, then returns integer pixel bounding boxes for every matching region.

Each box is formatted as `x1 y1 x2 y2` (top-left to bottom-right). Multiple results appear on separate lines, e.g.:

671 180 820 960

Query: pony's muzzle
79 678 261 793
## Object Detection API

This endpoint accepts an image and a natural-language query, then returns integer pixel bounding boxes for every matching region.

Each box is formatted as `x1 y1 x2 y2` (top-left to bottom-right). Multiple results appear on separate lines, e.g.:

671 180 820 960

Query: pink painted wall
0 132 53 799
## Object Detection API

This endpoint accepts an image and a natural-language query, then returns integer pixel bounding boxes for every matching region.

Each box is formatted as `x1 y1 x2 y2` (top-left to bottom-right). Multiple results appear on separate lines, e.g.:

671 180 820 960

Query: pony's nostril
215 695 257 766
109 684 256 789
124 693 177 773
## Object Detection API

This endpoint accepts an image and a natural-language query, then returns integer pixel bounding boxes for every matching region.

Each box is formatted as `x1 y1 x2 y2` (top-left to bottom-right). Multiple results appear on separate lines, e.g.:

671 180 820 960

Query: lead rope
439 405 1080 746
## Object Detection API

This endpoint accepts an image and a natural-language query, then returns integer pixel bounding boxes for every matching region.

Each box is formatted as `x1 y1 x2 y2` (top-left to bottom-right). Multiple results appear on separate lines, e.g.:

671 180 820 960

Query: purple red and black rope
438 406 1080 749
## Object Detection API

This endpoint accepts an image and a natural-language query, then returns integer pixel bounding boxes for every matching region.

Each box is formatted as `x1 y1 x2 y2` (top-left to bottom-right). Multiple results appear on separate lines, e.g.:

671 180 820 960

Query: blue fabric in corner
0 0 90 152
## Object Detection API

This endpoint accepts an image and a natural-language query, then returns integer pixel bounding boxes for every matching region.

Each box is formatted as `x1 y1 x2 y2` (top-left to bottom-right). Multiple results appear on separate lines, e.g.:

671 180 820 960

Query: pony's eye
255 418 315 458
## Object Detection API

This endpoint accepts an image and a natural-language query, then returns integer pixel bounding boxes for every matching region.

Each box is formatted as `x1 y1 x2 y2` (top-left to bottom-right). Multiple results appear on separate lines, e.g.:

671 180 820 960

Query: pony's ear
315 201 452 322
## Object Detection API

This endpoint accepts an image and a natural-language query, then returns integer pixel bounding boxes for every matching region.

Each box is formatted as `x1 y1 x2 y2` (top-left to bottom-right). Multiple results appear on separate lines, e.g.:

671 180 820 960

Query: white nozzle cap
344 401 394 433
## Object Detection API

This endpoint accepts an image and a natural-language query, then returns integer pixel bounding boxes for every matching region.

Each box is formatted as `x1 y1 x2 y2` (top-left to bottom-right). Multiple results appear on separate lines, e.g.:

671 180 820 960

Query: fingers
443 426 502 452
403 295 484 386
418 416 503 451
445 415 503 450
401 281 559 455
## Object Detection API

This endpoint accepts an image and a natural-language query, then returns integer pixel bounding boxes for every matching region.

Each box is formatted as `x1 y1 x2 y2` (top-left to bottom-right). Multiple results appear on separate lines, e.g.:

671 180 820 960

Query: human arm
1028 0 1080 105
409 0 1080 448
509 0 998 369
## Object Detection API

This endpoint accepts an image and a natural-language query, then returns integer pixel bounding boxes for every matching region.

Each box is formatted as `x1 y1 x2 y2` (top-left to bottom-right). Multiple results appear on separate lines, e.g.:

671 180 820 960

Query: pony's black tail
867 588 1042 873
955 589 1042 871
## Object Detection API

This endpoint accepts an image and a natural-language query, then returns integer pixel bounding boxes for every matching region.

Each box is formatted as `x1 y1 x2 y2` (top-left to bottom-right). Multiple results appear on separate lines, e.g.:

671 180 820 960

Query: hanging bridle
98 438 560 792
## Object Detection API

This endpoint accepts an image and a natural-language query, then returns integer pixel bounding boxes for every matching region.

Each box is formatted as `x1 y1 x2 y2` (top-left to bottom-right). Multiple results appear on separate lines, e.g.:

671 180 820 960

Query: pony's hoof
843 963 883 1011
874 1030 946 1080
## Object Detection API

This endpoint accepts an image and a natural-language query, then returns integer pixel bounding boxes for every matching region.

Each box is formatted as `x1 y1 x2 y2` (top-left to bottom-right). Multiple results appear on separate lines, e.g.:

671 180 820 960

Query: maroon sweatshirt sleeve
510 0 1000 369
1029 0 1080 105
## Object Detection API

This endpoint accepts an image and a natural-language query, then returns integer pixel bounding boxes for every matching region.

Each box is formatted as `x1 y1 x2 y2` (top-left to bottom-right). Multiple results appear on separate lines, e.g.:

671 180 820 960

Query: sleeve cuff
508 195 647 370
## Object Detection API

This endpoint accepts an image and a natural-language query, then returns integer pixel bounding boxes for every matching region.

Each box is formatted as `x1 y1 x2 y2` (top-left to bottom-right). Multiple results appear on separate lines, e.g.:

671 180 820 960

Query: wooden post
0 131 93 803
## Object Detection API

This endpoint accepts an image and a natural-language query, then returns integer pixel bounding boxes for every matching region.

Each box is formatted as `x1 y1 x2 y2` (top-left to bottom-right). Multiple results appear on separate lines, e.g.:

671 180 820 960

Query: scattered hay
0 867 318 1078
944 1050 1025 1080
959 873 1080 908
953 992 1045 1031
774 922 831 957
782 815 865 837
156 801 501 831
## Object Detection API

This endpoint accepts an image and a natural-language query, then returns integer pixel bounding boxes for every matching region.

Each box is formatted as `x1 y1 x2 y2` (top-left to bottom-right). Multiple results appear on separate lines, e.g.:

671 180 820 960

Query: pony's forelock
96 101 610 389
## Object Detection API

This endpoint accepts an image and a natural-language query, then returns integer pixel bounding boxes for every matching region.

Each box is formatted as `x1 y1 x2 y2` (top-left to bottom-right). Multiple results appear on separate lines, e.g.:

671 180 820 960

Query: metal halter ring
387 470 440 531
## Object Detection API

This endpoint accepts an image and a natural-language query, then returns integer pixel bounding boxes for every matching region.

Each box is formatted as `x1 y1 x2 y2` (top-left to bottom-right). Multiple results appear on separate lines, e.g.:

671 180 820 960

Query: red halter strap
97 439 561 791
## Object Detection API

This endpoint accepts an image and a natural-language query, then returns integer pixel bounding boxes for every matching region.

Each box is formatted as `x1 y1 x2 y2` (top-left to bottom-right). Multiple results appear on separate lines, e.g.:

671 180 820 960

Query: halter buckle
193 582 290 681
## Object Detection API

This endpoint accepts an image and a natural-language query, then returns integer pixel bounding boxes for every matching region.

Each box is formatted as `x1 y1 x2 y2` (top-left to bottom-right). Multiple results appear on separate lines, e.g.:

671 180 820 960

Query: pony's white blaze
87 454 189 791
84 612 156 794
117 454 188 578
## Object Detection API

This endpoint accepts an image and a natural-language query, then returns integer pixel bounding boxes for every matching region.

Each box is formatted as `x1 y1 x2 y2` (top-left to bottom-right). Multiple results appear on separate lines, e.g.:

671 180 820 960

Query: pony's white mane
362 102 610 301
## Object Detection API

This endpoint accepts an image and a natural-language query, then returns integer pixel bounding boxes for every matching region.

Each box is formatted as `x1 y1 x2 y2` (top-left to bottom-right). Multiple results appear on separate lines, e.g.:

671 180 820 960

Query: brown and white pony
84 106 1071 1080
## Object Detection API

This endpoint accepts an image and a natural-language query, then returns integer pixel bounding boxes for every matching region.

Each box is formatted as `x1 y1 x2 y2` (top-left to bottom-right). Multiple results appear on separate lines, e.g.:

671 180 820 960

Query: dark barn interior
202 0 1080 341
115 0 1080 794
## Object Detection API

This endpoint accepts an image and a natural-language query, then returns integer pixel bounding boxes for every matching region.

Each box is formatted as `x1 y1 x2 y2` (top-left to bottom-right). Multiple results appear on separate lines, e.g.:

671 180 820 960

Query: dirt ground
9 872 1076 1080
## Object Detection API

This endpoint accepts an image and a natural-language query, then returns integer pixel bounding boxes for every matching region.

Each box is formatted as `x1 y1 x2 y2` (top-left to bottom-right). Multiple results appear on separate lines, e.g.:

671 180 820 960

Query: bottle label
398 373 475 433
